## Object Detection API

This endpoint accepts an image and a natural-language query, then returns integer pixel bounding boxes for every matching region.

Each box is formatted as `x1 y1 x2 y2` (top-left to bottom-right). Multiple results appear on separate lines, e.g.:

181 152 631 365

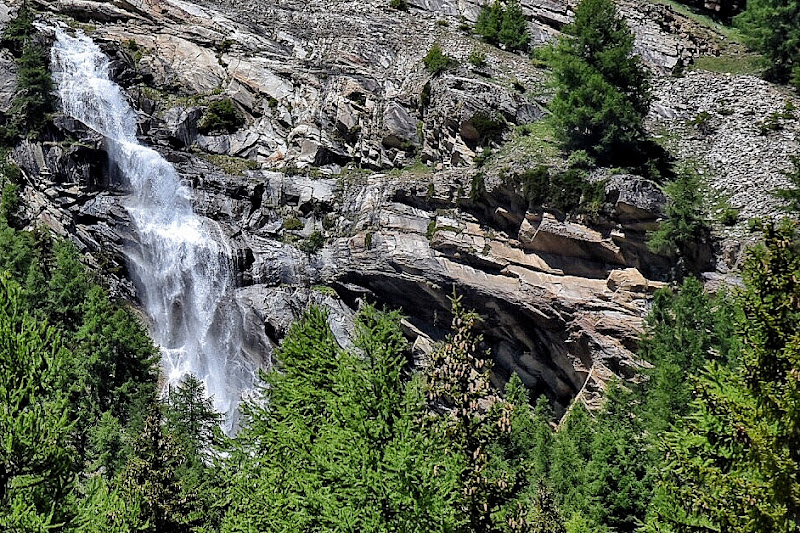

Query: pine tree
647 167 712 274
0 273 74 529
120 404 202 533
735 0 800 87
0 1 34 57
638 277 739 433
584 385 653 533
224 305 463 532
11 41 54 137
648 220 800 532
475 1 503 44
164 374 221 455
549 0 651 164
498 0 530 52
68 476 147 533
547 404 595 520
425 294 509 532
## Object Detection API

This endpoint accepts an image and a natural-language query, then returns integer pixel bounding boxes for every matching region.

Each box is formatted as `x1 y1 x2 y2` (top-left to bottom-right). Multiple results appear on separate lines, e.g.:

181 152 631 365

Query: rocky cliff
2 0 798 415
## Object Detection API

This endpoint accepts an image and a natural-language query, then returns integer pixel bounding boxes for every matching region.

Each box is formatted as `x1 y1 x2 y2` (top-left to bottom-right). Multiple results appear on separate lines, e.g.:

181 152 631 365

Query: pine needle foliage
735 0 800 88
648 220 800 532
548 0 651 164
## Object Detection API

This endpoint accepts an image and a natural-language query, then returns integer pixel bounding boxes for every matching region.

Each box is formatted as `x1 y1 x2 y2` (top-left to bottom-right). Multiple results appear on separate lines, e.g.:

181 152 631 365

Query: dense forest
3 154 800 532
2 0 800 530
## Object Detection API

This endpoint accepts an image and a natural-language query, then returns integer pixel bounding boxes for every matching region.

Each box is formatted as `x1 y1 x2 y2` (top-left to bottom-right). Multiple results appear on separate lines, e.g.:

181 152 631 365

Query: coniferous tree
548 404 594 517
11 42 54 137
0 1 34 57
425 294 511 532
638 277 739 433
165 374 221 455
549 0 651 164
224 305 463 533
476 0 529 51
475 1 503 44
0 273 74 530
648 220 800 532
68 476 147 533
120 404 203 533
583 385 652 533
647 168 712 274
498 0 529 51
736 0 800 87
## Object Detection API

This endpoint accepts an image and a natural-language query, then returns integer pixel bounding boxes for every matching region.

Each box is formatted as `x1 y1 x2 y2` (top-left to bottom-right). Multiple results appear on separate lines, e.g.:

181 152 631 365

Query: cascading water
51 28 257 433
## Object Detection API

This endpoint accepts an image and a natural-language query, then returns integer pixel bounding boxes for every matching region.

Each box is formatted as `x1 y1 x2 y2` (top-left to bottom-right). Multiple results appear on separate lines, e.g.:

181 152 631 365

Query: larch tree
549 0 651 164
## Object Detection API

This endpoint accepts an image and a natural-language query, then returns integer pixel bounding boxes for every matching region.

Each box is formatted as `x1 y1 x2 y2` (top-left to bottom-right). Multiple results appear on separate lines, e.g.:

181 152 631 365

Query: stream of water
51 28 256 433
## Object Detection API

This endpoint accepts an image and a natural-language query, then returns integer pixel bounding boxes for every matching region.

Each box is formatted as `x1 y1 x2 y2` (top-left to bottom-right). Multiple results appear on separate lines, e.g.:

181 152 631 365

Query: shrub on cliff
0 4 54 141
198 98 244 134
0 1 34 57
423 43 456 75
548 0 651 165
647 167 711 274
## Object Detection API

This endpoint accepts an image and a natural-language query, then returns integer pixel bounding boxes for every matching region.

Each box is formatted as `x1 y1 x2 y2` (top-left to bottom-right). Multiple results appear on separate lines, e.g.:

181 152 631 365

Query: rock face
0 0 783 415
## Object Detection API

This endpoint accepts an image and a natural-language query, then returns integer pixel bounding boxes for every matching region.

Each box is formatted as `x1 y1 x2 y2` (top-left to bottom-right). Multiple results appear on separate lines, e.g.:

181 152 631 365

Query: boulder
605 174 666 223
382 102 417 149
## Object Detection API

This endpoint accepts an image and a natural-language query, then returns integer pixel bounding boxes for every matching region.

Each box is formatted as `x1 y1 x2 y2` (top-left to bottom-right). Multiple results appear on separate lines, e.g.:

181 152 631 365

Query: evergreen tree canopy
649 220 800 532
0 273 74 530
224 305 464 533
647 167 712 274
475 0 530 52
736 0 800 88
549 0 651 164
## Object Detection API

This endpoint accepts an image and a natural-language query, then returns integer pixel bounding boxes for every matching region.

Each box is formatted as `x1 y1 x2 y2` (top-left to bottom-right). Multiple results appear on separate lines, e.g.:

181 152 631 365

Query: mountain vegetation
2 0 800 530
4 129 800 530
475 0 530 52
735 0 800 88
548 0 651 166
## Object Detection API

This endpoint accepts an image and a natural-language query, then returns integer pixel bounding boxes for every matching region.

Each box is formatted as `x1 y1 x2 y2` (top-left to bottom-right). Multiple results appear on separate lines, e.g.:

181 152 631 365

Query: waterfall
51 28 256 433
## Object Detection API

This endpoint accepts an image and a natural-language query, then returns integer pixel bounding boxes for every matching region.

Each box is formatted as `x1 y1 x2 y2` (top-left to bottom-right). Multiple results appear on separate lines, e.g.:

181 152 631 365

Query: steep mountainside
1 0 798 415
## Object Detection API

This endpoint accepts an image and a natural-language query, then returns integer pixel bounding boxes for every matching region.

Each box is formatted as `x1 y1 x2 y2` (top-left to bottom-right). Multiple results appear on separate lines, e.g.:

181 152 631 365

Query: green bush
470 111 506 144
423 43 456 75
468 48 487 67
566 149 596 170
521 165 551 206
519 165 600 214
199 98 244 134
299 230 325 254
389 0 408 10
690 111 715 135
549 169 587 213
282 216 304 231
470 172 487 201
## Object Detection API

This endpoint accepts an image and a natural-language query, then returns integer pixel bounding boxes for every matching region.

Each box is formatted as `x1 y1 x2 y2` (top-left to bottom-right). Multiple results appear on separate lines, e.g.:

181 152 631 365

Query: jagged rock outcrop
1 0 794 414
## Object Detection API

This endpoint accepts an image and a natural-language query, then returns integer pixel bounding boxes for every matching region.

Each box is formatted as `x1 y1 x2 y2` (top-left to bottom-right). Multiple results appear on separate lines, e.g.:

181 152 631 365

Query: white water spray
51 28 256 433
